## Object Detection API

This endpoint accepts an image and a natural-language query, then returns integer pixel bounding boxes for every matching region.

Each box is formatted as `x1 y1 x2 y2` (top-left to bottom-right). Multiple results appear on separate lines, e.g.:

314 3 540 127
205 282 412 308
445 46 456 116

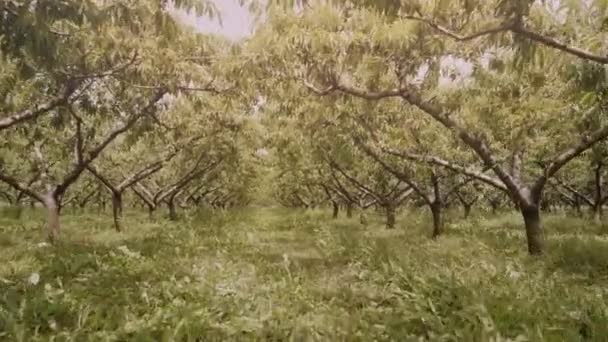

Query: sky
174 0 256 41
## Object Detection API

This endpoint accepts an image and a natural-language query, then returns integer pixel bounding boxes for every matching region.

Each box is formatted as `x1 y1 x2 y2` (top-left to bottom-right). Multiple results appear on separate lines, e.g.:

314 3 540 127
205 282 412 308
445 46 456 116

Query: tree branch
354 140 430 204
512 25 608 64
0 172 44 203
403 16 514 42
312 78 522 202
551 177 593 206
535 124 608 193
56 89 167 196
0 97 69 131
86 164 118 193
326 157 383 203
382 147 507 192
405 15 608 64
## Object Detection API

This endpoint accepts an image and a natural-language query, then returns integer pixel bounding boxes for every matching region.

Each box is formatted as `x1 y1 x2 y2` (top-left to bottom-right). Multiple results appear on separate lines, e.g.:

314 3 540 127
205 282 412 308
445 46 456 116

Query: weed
0 209 607 341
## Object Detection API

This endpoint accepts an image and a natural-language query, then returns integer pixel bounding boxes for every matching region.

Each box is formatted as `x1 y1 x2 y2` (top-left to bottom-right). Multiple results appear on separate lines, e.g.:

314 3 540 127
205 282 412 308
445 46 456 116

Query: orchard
1 0 608 340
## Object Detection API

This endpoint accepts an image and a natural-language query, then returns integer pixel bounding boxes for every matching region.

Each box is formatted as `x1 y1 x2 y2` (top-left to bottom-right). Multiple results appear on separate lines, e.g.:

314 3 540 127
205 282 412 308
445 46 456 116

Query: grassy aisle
1 208 608 341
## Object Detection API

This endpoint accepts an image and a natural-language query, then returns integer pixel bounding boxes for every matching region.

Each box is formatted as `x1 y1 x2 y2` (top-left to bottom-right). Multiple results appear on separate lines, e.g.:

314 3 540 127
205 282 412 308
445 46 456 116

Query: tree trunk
44 194 60 243
332 202 339 219
97 186 106 212
111 192 123 232
593 205 602 223
346 203 353 218
594 164 603 223
360 211 368 225
463 203 472 219
385 204 396 229
521 204 544 255
14 202 23 219
168 199 178 221
574 196 582 217
490 201 499 214
431 202 443 238
98 194 106 213
147 205 155 220
192 197 201 206
540 199 551 212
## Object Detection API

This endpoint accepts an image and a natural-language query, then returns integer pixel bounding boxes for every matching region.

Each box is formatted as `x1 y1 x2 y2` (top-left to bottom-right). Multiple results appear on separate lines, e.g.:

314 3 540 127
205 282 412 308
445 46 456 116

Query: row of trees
251 0 608 255
0 1 263 240
3 0 608 256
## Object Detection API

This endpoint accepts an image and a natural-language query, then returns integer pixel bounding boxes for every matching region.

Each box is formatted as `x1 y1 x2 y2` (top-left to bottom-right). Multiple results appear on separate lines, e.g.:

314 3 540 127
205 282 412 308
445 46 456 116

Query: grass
0 207 607 341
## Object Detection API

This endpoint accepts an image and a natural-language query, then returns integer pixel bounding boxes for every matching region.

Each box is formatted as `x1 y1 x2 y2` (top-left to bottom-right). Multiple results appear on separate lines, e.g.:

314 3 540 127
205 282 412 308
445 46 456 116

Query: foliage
2 0 608 338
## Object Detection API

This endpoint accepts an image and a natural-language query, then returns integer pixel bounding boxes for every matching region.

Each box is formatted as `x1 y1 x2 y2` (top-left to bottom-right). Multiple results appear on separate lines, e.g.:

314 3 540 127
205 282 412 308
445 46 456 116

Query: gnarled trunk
431 202 443 238
111 192 123 232
346 203 353 218
44 194 60 243
385 204 396 229
521 204 544 255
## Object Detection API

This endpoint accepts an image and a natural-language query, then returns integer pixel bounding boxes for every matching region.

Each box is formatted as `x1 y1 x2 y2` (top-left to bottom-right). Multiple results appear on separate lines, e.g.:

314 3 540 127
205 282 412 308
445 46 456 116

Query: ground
1 207 607 341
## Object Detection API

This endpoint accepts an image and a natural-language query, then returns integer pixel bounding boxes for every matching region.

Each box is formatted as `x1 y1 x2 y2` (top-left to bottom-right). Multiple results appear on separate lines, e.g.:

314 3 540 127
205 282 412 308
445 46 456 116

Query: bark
147 205 155 220
44 194 60 243
98 195 106 212
13 191 27 219
593 164 603 223
360 211 368 225
346 203 353 218
168 199 178 221
10 202 24 219
431 202 443 238
463 203 472 219
332 202 339 219
385 204 396 229
430 171 444 238
593 205 602 223
192 197 202 206
489 200 499 214
521 204 544 255
574 196 582 217
455 192 475 219
540 199 551 212
111 192 123 232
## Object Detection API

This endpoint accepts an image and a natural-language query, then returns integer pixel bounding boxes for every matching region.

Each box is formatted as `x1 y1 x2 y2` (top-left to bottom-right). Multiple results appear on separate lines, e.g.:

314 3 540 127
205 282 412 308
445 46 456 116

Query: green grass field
1 208 608 341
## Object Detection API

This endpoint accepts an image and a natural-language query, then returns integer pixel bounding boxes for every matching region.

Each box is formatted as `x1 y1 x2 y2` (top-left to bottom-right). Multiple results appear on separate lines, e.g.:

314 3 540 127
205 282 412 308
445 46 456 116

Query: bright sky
175 0 255 41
